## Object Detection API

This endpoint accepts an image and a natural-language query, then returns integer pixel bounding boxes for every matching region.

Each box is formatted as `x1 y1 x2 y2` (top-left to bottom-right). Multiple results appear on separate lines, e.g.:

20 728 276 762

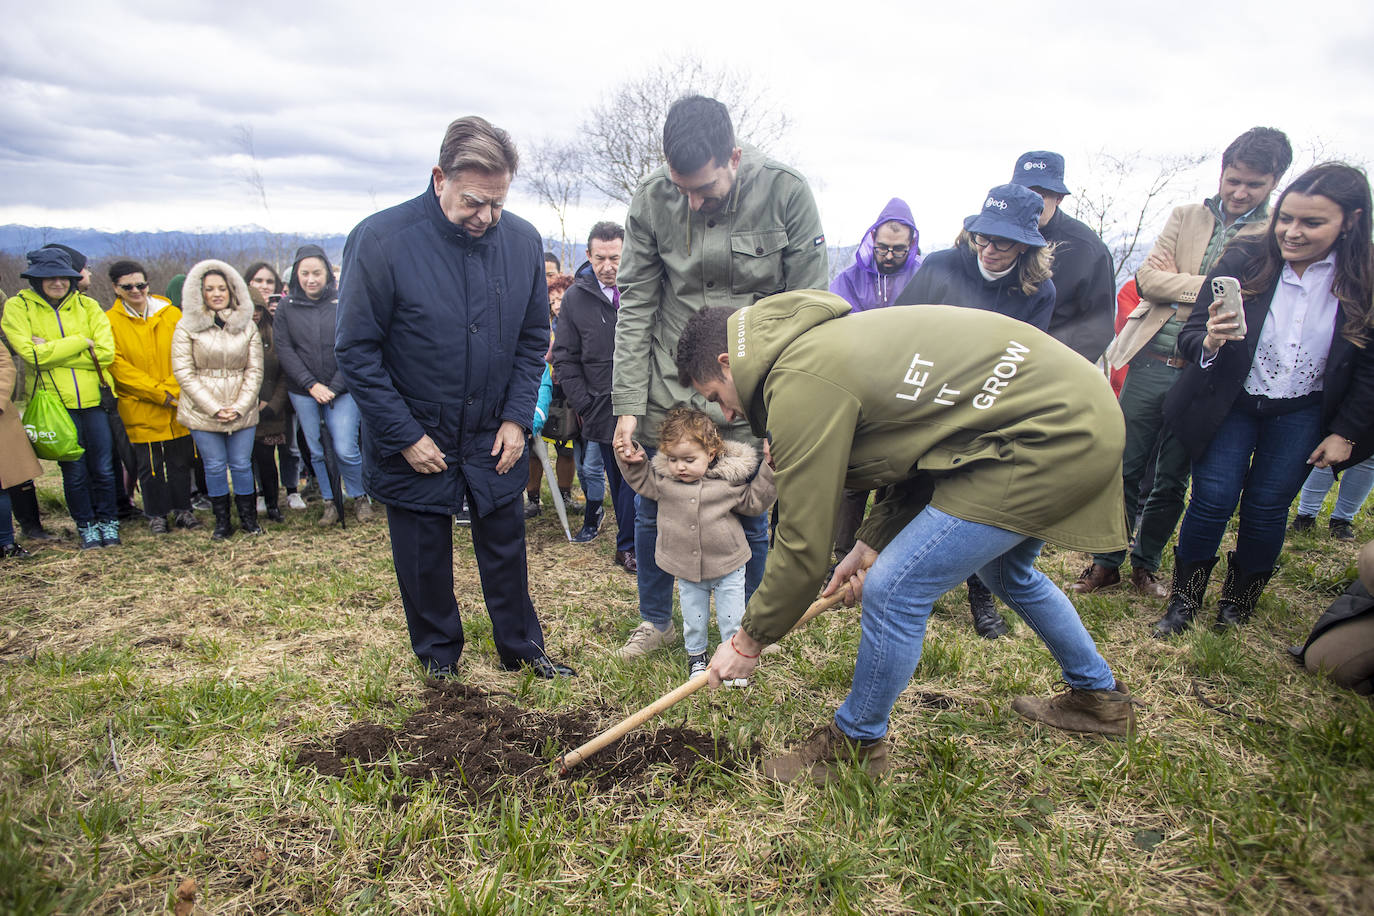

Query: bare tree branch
522 139 587 268
1071 149 1209 284
574 55 792 205
234 124 270 217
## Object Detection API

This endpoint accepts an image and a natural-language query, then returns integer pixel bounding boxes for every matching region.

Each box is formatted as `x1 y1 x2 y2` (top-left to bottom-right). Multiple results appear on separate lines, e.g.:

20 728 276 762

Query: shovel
533 439 572 541
556 586 853 775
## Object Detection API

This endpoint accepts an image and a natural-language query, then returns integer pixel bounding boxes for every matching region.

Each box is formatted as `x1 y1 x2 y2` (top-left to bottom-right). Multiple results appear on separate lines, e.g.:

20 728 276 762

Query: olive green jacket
728 292 1128 643
612 145 827 444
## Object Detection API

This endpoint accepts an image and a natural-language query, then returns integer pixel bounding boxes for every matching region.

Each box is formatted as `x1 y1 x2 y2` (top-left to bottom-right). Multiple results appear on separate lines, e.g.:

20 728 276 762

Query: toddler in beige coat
617 407 776 683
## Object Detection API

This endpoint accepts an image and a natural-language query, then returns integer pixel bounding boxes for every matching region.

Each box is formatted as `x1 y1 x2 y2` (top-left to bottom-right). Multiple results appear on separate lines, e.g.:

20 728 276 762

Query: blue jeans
1177 402 1323 573
59 406 117 525
634 444 770 628
575 440 605 503
191 428 257 497
289 392 366 500
1297 454 1374 522
834 507 1115 742
678 566 746 655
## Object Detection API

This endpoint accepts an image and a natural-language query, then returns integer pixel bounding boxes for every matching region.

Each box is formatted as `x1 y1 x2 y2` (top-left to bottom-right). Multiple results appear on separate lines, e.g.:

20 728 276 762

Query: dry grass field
2 458 1372 914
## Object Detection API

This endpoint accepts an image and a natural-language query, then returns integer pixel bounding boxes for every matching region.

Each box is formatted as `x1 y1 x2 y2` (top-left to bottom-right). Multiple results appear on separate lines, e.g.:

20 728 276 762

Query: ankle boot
1213 551 1273 631
571 501 604 543
210 495 234 540
264 492 284 523
967 574 1009 639
1151 550 1218 638
235 493 263 535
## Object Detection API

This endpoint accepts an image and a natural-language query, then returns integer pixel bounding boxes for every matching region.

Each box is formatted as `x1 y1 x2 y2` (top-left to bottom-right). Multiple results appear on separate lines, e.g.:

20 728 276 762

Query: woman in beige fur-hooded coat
172 260 263 536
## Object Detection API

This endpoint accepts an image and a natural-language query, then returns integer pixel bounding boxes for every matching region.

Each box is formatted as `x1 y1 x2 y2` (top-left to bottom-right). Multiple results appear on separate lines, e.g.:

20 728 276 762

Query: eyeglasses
118 282 150 292
971 234 1019 253
874 244 910 257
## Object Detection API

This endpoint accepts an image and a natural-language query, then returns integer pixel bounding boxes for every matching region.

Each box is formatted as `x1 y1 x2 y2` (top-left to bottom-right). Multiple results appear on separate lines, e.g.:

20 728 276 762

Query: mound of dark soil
294 681 757 801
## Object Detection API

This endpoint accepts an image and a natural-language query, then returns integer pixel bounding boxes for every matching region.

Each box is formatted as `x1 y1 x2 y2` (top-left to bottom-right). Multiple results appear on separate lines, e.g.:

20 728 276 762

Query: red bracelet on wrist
730 634 760 659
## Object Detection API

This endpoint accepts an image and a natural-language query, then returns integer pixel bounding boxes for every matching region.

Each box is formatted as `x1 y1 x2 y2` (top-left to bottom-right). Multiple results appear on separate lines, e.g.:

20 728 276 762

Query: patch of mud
293 682 757 801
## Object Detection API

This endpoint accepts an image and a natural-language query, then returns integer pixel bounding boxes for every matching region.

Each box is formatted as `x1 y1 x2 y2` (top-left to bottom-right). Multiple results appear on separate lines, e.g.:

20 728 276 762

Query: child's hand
620 442 647 464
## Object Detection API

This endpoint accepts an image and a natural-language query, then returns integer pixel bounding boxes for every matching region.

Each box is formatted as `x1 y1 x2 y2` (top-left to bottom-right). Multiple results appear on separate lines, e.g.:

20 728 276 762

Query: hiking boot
687 652 708 680
356 497 374 522
173 509 202 530
286 492 307 511
1 543 32 560
318 503 339 527
1129 567 1169 598
1012 681 1135 737
149 516 169 535
524 493 541 519
78 523 102 550
762 723 890 785
98 519 121 547
1069 563 1121 594
1290 514 1315 533
21 525 58 543
264 499 284 523
967 575 1008 639
1213 551 1274 631
1151 551 1218 638
1329 518 1355 541
613 621 679 660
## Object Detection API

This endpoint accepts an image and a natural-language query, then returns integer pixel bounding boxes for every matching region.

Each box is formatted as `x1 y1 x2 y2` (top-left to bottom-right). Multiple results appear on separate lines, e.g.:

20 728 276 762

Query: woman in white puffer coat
172 260 263 540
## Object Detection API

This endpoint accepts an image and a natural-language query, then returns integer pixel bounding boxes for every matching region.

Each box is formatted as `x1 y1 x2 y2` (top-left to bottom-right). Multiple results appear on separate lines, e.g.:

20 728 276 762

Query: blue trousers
835 507 1115 741
59 406 117 525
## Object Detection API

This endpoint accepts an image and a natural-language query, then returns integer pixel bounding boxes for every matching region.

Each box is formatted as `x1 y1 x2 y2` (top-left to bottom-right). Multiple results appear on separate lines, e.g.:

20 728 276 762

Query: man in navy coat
336 116 575 679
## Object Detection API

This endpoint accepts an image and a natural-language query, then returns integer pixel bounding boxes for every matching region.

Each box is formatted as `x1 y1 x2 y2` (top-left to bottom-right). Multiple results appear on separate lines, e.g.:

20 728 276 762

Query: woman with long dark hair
1157 163 1374 636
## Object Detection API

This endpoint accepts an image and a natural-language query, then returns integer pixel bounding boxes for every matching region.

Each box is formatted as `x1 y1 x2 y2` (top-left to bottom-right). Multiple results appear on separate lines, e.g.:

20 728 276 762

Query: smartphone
1211 276 1246 339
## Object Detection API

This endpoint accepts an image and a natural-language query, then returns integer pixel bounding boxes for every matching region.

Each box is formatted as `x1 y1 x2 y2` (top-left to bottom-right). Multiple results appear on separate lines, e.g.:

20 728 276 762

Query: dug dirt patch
294 681 757 801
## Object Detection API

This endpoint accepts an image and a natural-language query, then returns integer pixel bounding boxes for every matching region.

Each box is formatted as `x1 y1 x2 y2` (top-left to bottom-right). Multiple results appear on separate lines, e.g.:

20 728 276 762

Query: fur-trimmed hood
650 438 762 484
178 259 255 335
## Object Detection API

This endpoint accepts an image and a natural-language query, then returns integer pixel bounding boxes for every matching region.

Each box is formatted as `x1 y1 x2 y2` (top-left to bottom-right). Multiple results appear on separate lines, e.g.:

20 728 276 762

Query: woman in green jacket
0 249 118 549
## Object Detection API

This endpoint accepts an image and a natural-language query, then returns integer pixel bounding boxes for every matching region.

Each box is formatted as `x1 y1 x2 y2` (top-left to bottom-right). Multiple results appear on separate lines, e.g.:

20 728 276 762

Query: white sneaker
256 496 266 513
612 621 679 660
286 492 307 510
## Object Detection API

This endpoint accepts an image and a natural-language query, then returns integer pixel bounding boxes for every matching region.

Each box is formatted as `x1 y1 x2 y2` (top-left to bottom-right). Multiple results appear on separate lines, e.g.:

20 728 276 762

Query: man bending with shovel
672 293 1135 785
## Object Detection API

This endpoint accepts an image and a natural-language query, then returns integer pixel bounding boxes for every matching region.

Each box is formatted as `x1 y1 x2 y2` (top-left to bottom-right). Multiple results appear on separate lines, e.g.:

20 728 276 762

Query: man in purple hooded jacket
826 199 923 560
828 198 922 312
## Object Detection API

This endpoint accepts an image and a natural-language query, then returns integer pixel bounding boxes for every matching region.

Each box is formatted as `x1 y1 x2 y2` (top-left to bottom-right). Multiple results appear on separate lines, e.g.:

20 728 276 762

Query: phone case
1212 276 1246 338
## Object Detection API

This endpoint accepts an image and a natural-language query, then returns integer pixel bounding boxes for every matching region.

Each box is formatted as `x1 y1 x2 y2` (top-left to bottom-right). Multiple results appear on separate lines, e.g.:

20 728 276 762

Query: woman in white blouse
1155 163 1374 636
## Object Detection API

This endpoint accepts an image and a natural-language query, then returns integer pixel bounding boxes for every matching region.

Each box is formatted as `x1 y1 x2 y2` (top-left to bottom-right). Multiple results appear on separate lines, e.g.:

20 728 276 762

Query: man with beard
610 95 827 660
829 198 922 312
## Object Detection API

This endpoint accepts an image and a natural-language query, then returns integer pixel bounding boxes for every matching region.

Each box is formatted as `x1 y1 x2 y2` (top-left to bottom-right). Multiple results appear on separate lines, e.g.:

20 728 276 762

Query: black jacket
552 262 618 442
895 243 1055 329
1040 209 1116 362
1164 241 1374 469
274 245 345 397
335 182 549 516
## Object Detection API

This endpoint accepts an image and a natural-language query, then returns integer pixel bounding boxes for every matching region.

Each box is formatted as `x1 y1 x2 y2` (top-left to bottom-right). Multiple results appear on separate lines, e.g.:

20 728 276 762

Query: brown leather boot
762 723 890 785
1129 567 1169 598
1068 563 1121 594
1012 681 1135 737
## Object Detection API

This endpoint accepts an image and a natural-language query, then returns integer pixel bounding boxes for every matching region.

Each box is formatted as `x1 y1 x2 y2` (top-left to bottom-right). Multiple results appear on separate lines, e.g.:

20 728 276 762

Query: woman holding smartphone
1157 163 1374 636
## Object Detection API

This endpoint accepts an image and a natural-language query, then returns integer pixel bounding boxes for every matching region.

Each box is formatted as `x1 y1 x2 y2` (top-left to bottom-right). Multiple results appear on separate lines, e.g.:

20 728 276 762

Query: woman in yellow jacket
0 249 118 549
107 259 201 534
172 260 263 539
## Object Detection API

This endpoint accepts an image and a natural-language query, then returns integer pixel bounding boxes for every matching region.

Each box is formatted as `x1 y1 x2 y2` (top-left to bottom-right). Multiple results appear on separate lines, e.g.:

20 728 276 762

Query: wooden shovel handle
557 586 852 774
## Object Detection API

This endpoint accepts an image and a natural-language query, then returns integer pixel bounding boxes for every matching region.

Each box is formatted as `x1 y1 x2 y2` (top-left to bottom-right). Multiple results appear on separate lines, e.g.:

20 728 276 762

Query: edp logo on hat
963 184 1048 248
1011 150 1071 196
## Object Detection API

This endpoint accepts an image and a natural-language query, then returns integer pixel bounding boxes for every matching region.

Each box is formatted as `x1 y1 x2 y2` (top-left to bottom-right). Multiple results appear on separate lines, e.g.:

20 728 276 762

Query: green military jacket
728 292 1129 643
612 145 827 444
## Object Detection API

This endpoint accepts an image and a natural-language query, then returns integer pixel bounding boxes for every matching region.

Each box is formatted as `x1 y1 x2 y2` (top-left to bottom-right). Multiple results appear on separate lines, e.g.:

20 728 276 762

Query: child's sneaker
687 653 708 680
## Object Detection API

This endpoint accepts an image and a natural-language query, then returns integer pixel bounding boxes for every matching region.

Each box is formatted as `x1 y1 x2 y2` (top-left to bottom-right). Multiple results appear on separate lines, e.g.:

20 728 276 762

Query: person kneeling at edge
675 294 1136 786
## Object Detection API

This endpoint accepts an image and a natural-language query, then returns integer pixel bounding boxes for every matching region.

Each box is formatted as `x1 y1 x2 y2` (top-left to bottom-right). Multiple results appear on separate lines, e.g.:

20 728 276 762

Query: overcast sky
4 0 1373 259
